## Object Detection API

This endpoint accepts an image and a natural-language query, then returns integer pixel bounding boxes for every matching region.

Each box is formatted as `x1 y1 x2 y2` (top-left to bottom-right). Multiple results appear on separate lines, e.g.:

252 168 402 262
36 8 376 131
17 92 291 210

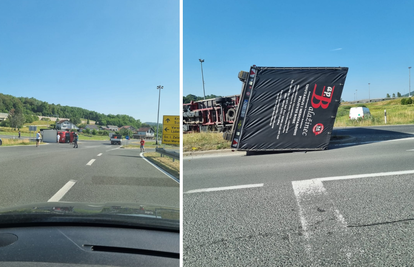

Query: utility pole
368 83 370 102
409 67 412 97
199 59 206 100
156 85 163 145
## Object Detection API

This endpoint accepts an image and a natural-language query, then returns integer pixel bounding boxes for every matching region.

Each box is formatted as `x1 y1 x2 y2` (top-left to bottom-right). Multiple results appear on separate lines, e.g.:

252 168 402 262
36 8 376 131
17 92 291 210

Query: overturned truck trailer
229 66 349 151
183 95 240 133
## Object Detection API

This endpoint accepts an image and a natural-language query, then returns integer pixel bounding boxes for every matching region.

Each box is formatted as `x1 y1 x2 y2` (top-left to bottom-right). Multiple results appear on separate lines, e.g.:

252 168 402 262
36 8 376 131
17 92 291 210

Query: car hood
0 202 179 231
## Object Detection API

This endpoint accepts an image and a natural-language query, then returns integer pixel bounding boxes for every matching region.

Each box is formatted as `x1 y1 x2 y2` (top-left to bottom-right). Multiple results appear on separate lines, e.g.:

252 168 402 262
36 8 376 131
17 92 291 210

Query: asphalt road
183 125 414 266
0 140 179 209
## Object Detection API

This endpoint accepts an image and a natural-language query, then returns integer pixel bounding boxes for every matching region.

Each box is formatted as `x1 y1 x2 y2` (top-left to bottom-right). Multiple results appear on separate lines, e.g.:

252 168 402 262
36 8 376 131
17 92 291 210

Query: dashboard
0 225 179 266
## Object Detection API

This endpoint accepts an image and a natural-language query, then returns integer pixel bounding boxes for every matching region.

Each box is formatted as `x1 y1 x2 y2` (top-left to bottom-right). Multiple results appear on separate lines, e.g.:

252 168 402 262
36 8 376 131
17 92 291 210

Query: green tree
119 128 133 138
401 98 407 105
397 92 402 97
386 93 391 98
24 114 34 123
70 116 81 125
392 93 396 98
407 98 413 104
0 119 10 127
87 118 90 124
8 108 25 129
83 128 90 134
92 129 97 135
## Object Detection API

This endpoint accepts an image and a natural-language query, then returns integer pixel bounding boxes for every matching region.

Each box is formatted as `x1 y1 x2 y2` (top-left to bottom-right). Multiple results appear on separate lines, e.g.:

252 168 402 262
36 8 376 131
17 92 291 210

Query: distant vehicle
0 138 2 146
111 134 122 145
349 107 371 120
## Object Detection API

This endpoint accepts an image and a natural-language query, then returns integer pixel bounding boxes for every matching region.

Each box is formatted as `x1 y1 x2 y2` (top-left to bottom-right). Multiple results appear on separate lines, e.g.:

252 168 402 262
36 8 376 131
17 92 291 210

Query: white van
349 107 371 120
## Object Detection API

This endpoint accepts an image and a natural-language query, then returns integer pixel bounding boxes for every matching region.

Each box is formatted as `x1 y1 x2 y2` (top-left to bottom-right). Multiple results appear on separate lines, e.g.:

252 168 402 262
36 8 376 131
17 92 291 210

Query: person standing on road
18 131 21 138
57 133 60 143
140 138 145 152
73 132 78 148
36 131 41 147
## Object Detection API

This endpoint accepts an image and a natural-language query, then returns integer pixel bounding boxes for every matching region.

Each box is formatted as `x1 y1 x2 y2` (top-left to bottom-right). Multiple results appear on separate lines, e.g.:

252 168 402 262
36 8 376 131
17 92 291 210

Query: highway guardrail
155 147 180 162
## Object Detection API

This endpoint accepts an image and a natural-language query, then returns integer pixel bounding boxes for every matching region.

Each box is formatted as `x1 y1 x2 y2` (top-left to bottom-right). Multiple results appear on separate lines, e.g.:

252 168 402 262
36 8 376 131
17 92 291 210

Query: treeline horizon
0 93 144 128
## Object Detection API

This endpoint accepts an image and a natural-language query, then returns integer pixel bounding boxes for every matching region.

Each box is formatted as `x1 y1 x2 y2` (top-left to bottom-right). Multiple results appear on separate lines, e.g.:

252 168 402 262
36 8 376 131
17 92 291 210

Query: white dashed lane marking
86 159 96 166
48 180 77 202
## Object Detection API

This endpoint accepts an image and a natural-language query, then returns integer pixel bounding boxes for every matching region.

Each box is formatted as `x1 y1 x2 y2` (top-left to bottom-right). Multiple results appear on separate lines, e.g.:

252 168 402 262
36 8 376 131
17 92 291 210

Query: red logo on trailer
311 85 335 109
312 123 324 135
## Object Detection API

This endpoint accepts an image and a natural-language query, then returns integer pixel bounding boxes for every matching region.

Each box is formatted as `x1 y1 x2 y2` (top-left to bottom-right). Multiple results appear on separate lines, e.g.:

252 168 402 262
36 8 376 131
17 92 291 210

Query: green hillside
0 93 142 129
335 98 414 127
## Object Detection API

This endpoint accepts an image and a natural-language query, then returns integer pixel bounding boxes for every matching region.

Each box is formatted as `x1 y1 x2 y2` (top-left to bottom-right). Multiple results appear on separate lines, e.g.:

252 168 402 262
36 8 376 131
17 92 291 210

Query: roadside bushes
401 98 413 105
336 105 352 117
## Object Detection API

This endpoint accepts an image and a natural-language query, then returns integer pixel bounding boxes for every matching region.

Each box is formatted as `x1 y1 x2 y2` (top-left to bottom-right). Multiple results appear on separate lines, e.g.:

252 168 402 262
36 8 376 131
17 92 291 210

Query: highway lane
183 125 414 266
0 140 179 209
184 136 414 191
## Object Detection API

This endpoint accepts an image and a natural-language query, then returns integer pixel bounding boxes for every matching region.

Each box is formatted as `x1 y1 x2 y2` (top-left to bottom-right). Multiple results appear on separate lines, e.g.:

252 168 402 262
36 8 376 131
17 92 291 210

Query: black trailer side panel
230 67 348 151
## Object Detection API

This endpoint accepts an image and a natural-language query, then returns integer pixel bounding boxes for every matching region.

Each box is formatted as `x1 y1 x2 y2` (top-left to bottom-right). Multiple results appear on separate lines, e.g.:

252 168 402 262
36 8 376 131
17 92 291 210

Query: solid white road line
185 183 264 194
140 152 179 184
48 180 77 202
97 153 102 156
318 169 414 182
86 159 96 166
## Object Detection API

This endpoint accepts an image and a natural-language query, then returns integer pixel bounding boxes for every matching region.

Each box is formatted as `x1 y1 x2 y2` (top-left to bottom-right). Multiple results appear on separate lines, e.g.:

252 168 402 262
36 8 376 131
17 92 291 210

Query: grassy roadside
123 141 178 149
335 99 414 127
78 134 110 141
183 132 230 152
143 152 179 179
0 138 37 146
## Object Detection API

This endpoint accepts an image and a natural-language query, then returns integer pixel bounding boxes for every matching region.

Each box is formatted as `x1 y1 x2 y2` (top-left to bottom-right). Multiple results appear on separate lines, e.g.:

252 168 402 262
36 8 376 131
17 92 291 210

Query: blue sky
184 0 414 101
0 0 179 123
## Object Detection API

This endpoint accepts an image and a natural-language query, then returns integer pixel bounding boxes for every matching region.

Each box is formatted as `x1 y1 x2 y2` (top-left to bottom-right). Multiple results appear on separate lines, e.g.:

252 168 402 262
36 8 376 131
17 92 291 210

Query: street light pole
409 67 412 97
368 83 370 102
199 59 206 100
156 85 163 145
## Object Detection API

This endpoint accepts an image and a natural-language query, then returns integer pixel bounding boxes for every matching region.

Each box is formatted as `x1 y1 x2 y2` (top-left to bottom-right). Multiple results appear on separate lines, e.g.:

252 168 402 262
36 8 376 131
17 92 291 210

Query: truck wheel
226 108 236 121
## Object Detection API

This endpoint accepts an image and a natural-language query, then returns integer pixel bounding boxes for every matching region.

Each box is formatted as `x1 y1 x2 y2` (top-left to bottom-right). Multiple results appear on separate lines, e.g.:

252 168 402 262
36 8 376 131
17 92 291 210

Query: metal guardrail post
155 147 180 162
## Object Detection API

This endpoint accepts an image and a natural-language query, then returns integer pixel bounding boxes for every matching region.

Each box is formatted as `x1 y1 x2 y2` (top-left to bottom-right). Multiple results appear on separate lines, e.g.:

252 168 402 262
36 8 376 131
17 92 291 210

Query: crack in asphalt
347 218 413 228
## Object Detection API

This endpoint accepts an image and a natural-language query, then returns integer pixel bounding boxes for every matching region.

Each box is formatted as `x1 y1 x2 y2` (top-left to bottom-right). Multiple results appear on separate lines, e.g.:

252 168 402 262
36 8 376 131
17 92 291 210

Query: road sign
163 115 179 126
126 136 129 140
162 115 179 145
29 126 37 132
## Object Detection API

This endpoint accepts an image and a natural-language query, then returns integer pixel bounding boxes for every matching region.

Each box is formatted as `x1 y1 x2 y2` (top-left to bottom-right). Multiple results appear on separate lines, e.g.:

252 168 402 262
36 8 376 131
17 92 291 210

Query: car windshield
0 0 179 230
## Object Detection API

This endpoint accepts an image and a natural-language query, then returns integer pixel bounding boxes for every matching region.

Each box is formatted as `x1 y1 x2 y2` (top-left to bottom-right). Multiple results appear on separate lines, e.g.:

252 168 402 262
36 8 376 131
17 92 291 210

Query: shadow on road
328 127 414 150
243 127 414 156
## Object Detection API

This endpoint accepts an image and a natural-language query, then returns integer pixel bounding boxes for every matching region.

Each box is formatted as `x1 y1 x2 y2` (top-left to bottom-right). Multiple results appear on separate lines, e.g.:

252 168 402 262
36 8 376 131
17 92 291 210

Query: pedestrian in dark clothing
73 133 78 148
